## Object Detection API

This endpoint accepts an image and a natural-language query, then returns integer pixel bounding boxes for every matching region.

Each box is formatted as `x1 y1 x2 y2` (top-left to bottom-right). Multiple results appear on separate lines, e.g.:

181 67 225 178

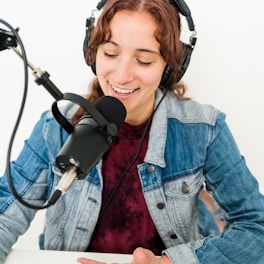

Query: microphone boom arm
11 47 118 137
12 47 64 101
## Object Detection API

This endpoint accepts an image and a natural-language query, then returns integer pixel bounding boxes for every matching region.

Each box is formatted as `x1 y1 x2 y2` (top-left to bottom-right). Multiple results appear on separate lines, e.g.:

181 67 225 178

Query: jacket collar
144 89 168 168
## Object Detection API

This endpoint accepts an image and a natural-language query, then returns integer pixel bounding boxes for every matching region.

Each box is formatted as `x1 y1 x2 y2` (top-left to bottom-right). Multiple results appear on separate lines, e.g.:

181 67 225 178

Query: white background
1 0 264 250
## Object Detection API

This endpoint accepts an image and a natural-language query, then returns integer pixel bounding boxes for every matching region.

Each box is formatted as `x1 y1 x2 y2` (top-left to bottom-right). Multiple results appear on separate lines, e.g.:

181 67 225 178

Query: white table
4 249 133 264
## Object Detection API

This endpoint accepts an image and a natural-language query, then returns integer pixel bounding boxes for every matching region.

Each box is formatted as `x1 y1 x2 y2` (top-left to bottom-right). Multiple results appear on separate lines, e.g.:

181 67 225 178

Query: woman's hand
130 247 166 264
77 247 167 264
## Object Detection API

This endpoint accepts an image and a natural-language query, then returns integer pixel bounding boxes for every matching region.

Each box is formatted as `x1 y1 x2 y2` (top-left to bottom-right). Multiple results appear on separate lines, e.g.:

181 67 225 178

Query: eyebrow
103 40 161 55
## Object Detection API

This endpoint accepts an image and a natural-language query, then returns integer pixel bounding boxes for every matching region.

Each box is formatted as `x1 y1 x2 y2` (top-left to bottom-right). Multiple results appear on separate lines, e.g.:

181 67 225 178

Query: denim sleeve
163 112 264 263
0 111 53 263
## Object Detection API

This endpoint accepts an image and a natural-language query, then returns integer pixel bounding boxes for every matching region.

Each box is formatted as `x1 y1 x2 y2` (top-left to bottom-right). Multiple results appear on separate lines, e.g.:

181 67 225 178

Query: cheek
139 66 165 88
95 62 112 93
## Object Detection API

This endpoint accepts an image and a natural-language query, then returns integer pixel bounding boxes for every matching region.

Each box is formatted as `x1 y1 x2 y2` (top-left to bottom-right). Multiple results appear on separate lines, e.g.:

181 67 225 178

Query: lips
111 85 138 94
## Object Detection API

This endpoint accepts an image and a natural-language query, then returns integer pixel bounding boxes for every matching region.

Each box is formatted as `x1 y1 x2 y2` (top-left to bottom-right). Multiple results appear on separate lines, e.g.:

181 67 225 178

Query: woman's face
96 10 166 125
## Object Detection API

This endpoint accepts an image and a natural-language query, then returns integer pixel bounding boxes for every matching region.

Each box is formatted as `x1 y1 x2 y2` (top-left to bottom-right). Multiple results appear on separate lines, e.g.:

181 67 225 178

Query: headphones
83 0 197 87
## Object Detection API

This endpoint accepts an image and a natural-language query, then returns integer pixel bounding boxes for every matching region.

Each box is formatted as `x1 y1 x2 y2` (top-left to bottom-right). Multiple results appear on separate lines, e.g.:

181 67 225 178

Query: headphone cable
99 87 169 219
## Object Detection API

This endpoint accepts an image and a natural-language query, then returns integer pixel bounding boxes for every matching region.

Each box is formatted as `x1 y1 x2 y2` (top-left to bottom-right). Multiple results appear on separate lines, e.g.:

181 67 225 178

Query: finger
132 247 162 264
77 257 106 264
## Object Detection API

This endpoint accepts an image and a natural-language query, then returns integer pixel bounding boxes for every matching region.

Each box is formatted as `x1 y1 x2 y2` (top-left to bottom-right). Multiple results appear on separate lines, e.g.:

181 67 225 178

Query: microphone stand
0 20 118 209
12 46 64 100
1 25 115 134
1 26 63 101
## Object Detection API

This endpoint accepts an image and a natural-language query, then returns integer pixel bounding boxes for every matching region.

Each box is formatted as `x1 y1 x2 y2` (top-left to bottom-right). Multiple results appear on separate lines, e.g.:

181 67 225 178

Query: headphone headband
95 0 195 32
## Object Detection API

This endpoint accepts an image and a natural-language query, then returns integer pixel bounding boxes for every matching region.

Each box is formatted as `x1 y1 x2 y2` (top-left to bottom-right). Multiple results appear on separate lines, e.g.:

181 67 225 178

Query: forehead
108 10 160 50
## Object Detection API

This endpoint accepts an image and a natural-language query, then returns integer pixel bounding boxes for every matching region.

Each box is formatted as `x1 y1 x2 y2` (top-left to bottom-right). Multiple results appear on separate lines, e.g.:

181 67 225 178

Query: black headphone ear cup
176 42 193 82
83 18 97 75
160 65 173 88
160 41 194 88
83 31 89 59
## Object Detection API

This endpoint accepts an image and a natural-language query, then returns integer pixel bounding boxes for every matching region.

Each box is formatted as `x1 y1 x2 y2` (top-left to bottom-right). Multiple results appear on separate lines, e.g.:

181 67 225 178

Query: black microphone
51 96 126 201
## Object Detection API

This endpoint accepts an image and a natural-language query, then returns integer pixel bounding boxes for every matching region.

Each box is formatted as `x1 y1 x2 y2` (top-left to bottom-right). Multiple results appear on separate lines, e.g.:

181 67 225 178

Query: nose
112 57 135 85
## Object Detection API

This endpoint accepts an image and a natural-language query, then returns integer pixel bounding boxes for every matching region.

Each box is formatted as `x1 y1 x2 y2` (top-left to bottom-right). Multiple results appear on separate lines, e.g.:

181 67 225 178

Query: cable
99 88 169 219
0 18 55 209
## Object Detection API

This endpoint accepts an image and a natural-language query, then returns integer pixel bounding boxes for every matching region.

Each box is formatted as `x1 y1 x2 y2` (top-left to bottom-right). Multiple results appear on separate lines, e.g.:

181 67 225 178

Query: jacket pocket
163 170 205 241
164 169 204 200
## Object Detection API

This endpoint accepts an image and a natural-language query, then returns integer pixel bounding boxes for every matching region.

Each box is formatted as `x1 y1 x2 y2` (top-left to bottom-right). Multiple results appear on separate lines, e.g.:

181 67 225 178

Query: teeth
112 86 135 94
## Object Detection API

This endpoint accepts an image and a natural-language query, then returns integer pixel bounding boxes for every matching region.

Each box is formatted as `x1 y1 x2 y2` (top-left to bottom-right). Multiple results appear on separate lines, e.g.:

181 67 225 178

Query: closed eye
137 59 152 66
104 52 118 58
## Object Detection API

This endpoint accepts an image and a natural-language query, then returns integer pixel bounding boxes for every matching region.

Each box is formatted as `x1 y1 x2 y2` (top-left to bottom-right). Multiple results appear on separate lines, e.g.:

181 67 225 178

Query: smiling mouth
112 85 139 94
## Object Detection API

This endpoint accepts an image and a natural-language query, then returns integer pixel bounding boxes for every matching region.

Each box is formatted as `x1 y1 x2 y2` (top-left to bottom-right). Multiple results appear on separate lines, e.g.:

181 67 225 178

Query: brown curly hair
73 0 188 125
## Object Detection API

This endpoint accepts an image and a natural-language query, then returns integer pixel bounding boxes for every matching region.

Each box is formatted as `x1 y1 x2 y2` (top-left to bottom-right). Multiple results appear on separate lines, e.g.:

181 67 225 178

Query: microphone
51 96 126 201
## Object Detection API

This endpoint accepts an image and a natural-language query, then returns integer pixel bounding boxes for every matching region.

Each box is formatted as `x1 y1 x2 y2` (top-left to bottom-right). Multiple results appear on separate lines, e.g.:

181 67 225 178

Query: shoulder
164 91 223 126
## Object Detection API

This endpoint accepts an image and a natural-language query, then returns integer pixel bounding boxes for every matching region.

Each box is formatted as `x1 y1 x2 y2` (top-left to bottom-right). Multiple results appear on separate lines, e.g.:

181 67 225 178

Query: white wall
1 0 264 250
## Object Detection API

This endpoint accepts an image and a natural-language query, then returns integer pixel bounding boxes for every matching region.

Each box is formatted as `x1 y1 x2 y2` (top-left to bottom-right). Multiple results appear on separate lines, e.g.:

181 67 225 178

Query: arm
164 113 264 263
0 111 52 263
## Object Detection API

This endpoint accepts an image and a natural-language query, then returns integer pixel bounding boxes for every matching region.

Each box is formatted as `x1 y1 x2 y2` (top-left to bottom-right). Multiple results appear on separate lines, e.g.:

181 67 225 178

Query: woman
0 0 264 263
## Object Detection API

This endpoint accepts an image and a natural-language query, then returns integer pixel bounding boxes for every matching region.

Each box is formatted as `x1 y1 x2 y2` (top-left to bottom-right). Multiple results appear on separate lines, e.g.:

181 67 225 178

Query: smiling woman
1 0 264 264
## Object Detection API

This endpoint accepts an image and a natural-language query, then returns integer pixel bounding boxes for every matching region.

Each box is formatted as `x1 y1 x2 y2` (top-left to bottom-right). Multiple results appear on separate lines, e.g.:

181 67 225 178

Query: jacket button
146 165 155 173
157 202 165 209
181 182 190 194
170 233 177 239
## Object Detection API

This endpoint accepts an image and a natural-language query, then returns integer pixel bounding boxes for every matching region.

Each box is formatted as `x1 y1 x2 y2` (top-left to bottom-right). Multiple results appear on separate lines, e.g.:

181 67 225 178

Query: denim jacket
1 89 264 264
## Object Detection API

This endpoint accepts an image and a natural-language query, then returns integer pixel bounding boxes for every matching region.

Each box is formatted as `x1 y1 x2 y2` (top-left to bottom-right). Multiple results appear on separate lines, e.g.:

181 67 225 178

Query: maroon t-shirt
87 120 165 255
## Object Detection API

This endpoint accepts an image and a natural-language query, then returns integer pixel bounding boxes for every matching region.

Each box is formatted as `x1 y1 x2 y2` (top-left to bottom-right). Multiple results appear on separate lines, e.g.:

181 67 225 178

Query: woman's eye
137 59 152 65
104 52 118 57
